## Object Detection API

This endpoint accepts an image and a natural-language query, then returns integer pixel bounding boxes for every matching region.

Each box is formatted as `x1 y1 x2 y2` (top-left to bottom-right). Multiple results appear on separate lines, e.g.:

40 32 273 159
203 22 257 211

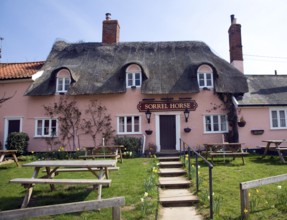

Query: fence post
195 154 199 193
188 147 191 180
209 166 213 219
240 185 249 219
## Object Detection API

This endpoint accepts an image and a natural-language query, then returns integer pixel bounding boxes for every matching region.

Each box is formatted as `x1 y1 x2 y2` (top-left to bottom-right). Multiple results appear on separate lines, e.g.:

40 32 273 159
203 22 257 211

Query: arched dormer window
56 69 71 94
197 64 213 89
126 64 142 88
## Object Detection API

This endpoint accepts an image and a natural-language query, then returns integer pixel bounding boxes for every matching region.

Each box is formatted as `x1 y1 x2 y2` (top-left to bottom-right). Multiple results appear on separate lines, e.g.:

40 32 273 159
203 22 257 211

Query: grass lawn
1 154 287 220
195 154 287 220
0 157 158 220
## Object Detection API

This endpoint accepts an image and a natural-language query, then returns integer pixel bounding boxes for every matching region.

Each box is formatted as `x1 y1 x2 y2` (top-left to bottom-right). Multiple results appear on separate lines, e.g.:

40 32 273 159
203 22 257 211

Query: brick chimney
228 14 244 73
102 13 120 44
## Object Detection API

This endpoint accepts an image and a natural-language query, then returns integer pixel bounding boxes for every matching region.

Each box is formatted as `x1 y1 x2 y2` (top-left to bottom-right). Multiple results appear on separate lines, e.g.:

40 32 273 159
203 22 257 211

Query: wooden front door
160 115 176 150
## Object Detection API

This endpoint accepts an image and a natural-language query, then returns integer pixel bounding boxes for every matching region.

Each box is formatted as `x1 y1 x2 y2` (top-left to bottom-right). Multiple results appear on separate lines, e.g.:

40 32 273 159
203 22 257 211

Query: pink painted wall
238 107 287 149
4 79 278 152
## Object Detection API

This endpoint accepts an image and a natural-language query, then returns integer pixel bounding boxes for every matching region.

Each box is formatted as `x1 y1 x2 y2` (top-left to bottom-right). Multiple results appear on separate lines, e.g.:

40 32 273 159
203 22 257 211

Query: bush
6 132 29 155
114 136 142 157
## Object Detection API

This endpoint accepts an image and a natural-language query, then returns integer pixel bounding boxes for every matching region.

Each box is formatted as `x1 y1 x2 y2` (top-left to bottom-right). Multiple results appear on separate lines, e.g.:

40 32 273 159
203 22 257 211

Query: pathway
157 154 203 220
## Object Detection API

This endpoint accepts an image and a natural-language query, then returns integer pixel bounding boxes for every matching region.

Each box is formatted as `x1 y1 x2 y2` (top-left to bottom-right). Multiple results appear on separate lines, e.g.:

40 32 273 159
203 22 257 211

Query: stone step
156 150 180 157
158 161 183 168
158 176 190 188
158 156 180 162
158 168 186 177
159 188 199 207
158 207 203 220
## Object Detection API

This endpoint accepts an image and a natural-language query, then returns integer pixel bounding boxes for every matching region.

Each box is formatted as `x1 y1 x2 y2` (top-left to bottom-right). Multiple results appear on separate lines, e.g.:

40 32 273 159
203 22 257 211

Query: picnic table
0 150 21 167
79 145 124 163
203 143 248 164
262 140 287 163
9 159 117 208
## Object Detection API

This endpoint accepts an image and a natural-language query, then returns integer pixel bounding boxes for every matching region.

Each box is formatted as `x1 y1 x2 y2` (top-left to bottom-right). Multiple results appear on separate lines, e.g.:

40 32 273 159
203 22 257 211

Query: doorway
160 115 176 150
3 118 22 149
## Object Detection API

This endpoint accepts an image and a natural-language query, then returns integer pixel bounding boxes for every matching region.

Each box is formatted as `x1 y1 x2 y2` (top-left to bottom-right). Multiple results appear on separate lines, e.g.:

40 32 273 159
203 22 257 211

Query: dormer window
197 65 213 89
56 69 71 93
126 64 142 88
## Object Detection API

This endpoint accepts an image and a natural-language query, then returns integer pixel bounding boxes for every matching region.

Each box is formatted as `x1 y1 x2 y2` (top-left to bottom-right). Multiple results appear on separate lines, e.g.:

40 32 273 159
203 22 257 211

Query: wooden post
112 206 121 220
240 186 249 219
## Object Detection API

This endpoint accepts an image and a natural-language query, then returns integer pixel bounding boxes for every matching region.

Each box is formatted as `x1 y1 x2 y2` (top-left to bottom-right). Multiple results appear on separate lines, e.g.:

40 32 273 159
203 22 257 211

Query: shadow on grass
0 186 93 211
249 155 286 165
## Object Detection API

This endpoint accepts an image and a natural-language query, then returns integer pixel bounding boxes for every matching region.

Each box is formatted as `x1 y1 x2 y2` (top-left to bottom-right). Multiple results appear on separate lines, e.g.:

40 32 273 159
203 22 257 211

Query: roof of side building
0 61 44 80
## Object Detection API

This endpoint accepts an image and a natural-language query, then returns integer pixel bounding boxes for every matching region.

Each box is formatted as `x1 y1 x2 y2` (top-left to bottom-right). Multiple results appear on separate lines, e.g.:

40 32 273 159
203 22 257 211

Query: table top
262 140 286 143
23 160 117 168
0 150 17 153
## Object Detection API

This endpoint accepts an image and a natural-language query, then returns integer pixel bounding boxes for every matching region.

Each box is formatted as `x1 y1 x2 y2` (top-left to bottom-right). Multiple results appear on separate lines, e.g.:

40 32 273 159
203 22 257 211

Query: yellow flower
256 189 259 193
244 208 249 214
248 192 251 197
76 148 79 151
277 185 282 190
141 198 144 203
144 192 148 197
31 151 34 154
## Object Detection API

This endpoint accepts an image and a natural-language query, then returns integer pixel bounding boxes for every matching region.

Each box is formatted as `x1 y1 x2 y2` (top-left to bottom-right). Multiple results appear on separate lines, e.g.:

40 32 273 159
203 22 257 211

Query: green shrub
114 136 142 157
6 132 29 155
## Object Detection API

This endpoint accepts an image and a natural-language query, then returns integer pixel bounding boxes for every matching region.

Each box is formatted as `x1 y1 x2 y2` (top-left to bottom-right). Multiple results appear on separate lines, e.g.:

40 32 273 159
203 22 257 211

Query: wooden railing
0 197 125 220
240 174 287 219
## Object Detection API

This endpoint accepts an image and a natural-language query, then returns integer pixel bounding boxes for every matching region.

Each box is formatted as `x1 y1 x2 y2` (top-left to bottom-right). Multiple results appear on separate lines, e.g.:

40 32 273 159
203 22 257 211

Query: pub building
0 14 248 153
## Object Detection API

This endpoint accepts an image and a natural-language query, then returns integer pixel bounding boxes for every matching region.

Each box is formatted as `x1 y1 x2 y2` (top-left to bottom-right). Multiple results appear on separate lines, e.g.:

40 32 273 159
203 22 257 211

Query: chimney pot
105 13 111 20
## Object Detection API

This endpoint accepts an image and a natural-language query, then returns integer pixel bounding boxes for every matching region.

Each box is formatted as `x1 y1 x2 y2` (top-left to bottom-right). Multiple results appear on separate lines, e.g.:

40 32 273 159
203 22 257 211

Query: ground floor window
117 116 140 134
35 118 57 137
204 114 228 133
270 108 287 129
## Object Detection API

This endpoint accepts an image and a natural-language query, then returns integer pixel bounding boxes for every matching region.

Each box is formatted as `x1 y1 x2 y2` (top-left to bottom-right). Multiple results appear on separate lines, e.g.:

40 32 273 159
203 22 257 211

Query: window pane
44 120 50 135
135 73 141 86
126 117 132 132
205 116 211 131
57 78 63 91
279 110 286 127
37 120 43 136
51 120 57 136
199 74 205 86
213 116 219 131
134 116 139 132
119 117 125 132
220 115 227 131
127 73 133 86
64 78 70 91
206 73 212 86
272 111 278 127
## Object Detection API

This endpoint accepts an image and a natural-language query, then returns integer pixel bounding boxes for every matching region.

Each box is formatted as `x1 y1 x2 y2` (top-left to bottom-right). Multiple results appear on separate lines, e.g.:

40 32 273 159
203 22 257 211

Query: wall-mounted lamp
145 109 152 124
184 108 190 122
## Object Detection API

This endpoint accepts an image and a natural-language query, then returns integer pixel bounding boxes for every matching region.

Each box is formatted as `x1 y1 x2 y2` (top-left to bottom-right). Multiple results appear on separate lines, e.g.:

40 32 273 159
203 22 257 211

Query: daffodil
277 185 282 190
141 198 144 203
144 192 148 197
244 208 248 214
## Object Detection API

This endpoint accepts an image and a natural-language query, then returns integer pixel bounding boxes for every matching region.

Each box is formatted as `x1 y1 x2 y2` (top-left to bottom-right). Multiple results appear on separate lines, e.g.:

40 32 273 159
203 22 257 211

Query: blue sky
1 0 287 75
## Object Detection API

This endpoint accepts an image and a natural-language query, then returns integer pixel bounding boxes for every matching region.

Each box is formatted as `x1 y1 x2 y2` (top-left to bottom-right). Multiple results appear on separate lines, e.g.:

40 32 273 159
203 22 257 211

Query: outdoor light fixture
145 109 152 124
184 108 190 122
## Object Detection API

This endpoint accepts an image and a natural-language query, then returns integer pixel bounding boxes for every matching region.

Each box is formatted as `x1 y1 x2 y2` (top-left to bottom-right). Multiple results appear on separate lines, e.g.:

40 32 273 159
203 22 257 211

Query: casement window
117 116 141 134
35 118 58 137
270 109 287 129
56 69 71 93
126 64 142 88
204 115 228 133
197 65 213 89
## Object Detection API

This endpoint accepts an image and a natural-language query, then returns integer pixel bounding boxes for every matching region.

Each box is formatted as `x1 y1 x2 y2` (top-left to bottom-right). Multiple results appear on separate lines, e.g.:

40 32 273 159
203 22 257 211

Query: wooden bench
276 147 287 163
204 143 249 165
79 146 123 162
0 150 21 167
42 167 119 175
10 178 111 208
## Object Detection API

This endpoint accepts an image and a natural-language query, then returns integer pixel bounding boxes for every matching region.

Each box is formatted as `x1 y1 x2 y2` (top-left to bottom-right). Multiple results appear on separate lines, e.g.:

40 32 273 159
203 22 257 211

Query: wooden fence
0 197 125 220
240 174 287 219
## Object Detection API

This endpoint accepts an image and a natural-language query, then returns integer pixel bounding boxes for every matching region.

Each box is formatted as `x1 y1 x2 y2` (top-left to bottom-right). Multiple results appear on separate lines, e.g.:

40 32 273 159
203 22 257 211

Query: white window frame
270 108 287 129
35 118 58 137
204 114 228 133
126 64 142 88
197 72 213 89
56 76 71 93
117 115 141 134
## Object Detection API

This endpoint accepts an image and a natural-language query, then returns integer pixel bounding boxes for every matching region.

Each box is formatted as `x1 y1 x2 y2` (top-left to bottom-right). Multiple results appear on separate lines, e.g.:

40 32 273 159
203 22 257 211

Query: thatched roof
238 75 287 106
25 41 248 96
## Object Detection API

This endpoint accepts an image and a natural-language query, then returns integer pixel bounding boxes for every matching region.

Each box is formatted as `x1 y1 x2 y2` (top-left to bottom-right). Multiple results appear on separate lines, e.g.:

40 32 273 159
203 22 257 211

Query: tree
44 96 82 151
82 100 115 147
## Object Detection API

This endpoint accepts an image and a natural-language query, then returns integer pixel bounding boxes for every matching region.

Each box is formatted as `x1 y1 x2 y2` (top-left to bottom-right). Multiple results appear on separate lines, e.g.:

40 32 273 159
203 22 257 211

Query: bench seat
209 152 249 164
42 167 119 174
10 178 111 185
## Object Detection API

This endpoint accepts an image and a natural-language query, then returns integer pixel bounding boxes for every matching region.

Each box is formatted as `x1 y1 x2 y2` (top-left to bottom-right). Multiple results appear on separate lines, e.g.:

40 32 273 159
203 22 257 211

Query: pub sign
137 100 198 112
